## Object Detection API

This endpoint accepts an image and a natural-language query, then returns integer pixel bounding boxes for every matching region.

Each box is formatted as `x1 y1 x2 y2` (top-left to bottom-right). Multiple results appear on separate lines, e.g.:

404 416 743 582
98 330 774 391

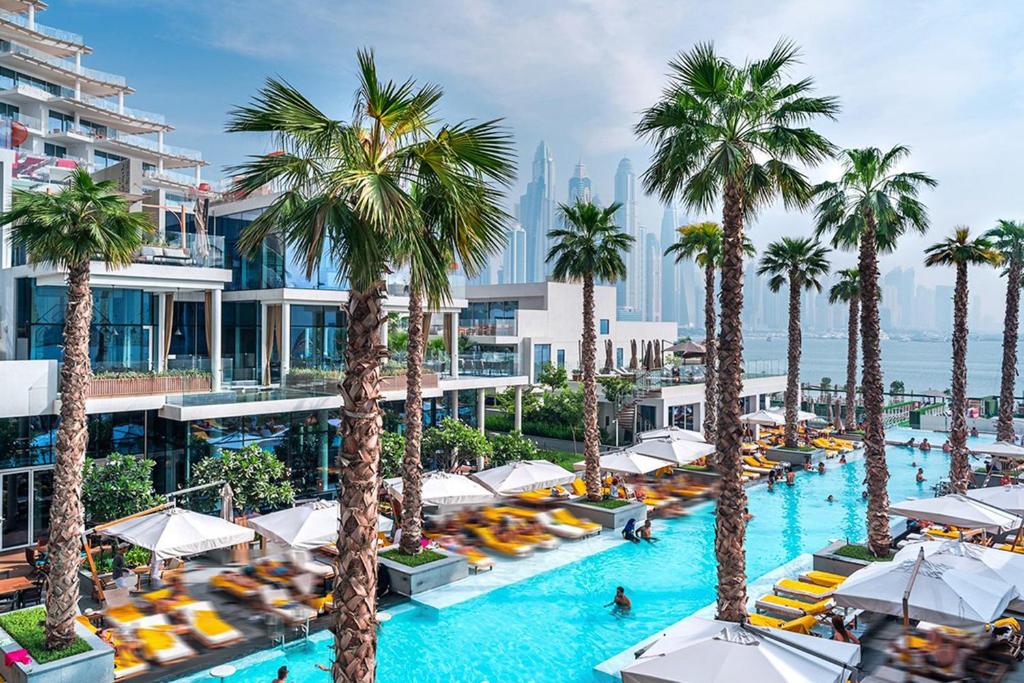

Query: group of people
621 518 657 544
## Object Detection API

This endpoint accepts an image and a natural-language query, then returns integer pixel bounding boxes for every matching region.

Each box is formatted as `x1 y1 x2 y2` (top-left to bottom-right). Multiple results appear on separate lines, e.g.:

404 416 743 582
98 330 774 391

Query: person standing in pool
916 468 926 483
273 666 289 682
638 520 659 543
605 586 631 614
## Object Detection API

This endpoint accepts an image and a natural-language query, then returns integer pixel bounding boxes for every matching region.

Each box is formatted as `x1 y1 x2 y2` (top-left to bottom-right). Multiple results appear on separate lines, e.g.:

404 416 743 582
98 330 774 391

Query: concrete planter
0 613 112 683
812 539 877 576
766 447 825 468
379 547 468 597
564 500 646 530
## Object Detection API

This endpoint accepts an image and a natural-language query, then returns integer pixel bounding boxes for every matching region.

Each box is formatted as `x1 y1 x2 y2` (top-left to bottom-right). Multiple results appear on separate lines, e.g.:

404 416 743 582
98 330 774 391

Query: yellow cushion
137 628 175 654
194 610 232 636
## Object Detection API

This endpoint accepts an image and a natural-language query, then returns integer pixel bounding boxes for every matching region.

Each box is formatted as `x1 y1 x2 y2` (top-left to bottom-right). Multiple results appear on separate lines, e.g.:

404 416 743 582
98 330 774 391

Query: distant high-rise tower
643 230 662 321
501 223 527 284
518 141 556 282
659 204 683 327
613 158 639 313
567 160 592 205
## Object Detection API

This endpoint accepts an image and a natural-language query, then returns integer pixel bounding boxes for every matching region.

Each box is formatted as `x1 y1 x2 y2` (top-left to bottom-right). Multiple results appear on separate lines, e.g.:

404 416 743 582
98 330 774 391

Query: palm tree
924 227 1001 492
985 220 1024 442
814 146 936 556
636 40 837 622
547 200 632 501
757 237 831 447
664 222 753 443
397 132 514 556
0 168 148 649
828 268 862 428
225 51 514 680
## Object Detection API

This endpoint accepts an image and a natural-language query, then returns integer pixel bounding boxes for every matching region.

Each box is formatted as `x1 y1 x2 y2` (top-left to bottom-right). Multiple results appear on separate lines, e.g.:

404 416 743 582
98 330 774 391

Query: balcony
459 349 519 377
103 130 202 163
135 231 225 269
87 370 212 399
12 152 90 189
143 168 199 190
459 319 518 337
0 40 126 95
0 10 85 55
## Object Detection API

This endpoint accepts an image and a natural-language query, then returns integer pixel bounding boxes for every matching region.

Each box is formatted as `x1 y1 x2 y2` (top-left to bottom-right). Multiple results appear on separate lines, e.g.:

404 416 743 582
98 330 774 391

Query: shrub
0 607 91 663
380 548 445 567
537 363 568 390
422 417 492 470
190 443 295 514
834 543 893 562
380 431 404 479
82 453 162 525
490 431 539 466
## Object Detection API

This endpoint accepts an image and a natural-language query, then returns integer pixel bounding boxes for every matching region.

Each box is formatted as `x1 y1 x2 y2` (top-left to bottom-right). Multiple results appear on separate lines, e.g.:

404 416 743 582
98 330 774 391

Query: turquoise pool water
176 428 992 683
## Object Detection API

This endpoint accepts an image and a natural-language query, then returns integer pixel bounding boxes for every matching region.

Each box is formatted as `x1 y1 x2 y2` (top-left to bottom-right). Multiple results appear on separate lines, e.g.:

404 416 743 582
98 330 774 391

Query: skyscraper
501 222 527 284
660 204 681 326
613 158 639 314
934 286 953 332
567 160 592 205
643 230 662 321
518 141 556 282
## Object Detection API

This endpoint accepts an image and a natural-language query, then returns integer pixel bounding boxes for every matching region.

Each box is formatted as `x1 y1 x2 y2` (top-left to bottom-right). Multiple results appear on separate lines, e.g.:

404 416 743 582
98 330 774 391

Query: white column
259 302 269 385
280 302 291 382
514 385 523 432
157 131 164 154
117 91 124 114
449 390 459 422
156 293 167 371
211 289 222 391
477 388 486 435
448 312 459 378
380 316 389 349
74 79 80 100
318 409 330 492
194 164 201 186
74 52 81 72
26 5 35 30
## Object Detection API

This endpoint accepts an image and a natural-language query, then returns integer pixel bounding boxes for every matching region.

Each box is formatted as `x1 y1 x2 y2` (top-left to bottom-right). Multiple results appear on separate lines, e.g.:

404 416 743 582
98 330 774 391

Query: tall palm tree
547 200 632 501
924 227 1001 492
636 40 837 622
757 237 831 447
828 268 863 428
814 146 936 556
397 133 514 556
664 222 753 443
985 220 1024 442
0 168 148 649
226 51 513 680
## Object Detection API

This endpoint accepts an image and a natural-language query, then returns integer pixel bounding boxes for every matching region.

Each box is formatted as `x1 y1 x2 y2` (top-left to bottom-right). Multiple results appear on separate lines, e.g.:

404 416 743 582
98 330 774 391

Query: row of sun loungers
751 569 848 621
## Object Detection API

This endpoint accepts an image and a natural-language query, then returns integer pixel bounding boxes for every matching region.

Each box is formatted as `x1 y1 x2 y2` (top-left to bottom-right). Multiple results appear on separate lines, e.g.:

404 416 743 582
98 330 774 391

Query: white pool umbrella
965 484 1024 515
739 409 786 426
385 471 493 506
574 451 668 476
248 501 394 549
833 549 1016 626
895 540 1024 606
626 438 715 466
972 441 1024 459
101 507 255 560
637 426 707 443
621 618 860 683
766 405 817 422
470 459 575 494
889 494 1024 533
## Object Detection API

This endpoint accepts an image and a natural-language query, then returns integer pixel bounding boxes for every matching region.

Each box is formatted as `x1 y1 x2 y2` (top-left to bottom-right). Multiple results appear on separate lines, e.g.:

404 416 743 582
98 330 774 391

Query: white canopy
621 617 860 683
895 540 1024 607
470 459 575 495
385 471 494 506
766 405 818 422
965 484 1024 515
626 438 715 466
739 409 787 426
248 501 393 550
889 494 1024 533
972 441 1024 459
574 451 669 476
833 548 1016 626
637 426 708 444
101 507 255 560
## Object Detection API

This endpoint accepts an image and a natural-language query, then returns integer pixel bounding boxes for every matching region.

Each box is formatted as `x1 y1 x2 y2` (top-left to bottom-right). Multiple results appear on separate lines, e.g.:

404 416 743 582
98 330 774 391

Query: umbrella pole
1012 522 1024 551
81 534 105 603
903 547 926 633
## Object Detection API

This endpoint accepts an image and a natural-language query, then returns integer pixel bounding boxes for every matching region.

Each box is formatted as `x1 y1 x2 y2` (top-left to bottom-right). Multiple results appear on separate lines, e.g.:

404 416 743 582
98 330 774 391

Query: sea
740 334 1024 397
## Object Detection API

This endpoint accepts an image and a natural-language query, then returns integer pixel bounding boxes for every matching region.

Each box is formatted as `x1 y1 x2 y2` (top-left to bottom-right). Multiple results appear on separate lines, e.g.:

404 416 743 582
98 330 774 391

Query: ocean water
176 428 990 683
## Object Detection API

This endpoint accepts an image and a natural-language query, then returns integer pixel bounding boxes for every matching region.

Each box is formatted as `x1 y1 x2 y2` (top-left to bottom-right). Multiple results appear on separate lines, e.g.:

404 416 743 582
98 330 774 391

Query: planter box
379 547 467 597
87 374 211 398
766 447 825 468
812 540 877 576
564 500 646 530
0 615 112 683
380 372 439 393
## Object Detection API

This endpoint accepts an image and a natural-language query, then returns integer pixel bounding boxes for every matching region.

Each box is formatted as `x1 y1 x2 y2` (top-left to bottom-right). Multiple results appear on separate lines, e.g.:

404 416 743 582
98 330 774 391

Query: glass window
556 349 565 369
169 301 209 360
43 142 66 158
289 305 347 371
459 300 518 336
599 319 610 335
94 150 125 170
47 110 73 133
616 347 624 368
533 344 551 380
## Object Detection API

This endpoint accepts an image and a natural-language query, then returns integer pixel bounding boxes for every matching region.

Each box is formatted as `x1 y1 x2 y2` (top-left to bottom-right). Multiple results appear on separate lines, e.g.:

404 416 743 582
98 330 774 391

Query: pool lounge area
168 428 997 683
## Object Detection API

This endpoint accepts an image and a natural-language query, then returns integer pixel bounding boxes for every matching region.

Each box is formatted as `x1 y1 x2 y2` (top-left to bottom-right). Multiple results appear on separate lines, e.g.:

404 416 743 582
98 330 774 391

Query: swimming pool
175 428 992 683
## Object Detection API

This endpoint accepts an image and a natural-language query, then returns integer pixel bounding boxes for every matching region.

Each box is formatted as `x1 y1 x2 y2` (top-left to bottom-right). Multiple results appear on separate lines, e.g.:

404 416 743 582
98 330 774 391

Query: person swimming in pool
826 494 835 503
904 437 916 448
605 586 631 614
916 467 926 483
817 461 826 475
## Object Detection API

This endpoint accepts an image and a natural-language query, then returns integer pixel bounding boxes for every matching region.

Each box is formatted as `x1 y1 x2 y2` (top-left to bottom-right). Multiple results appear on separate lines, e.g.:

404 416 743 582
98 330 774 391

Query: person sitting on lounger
638 520 658 543
919 439 931 452
916 468 926 483
605 586 631 614
621 519 640 543
831 615 859 644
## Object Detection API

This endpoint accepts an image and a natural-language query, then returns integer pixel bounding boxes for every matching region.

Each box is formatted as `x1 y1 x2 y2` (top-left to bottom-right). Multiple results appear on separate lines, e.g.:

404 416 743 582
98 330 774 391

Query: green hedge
834 543 893 562
485 414 609 444
0 607 91 664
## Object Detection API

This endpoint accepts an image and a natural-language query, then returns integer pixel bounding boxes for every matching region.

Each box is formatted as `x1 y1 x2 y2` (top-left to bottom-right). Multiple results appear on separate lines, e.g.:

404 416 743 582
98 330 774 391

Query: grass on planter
579 498 631 510
834 543 894 562
0 607 92 664
774 445 817 453
380 549 446 567
681 464 710 472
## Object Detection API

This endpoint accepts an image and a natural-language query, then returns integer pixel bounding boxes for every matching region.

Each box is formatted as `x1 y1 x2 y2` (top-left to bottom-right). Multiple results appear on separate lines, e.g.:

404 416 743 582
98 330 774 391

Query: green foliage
426 336 448 357
547 199 633 284
820 377 832 390
581 499 629 510
535 388 584 430
422 417 492 470
91 368 211 380
537 449 578 472
536 363 568 391
82 453 162 525
496 386 540 417
757 236 831 293
598 376 635 406
924 227 1002 270
489 431 539 466
380 431 405 479
889 380 905 395
380 548 446 567
0 607 91 663
834 543 893 562
94 546 151 574
388 330 409 353
190 444 295 514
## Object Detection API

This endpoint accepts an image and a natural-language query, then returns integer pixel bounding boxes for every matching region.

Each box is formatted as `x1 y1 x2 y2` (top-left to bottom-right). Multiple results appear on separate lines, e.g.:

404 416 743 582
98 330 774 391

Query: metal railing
0 10 84 46
137 231 225 268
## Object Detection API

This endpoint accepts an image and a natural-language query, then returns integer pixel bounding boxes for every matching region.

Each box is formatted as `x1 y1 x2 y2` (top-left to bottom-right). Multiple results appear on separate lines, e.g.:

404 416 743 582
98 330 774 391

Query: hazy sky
59 0 1024 321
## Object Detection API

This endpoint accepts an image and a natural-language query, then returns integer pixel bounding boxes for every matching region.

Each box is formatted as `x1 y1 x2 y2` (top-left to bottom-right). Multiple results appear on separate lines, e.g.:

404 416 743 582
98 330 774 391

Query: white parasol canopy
620 617 860 683
626 438 715 466
739 409 787 426
965 484 1024 515
766 405 818 422
889 494 1024 533
637 426 708 444
101 507 255 560
833 549 1017 626
895 540 1024 607
248 501 393 550
385 471 493 506
972 441 1024 459
574 451 669 476
470 459 575 495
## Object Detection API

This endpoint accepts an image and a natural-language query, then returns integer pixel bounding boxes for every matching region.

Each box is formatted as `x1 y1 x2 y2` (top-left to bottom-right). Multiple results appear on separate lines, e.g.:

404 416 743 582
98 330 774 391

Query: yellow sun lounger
103 603 147 627
132 615 196 665
114 648 149 681
755 454 784 468
210 572 261 599
515 489 549 504
755 594 834 618
925 526 967 540
742 457 772 473
490 506 539 519
550 508 601 534
460 547 494 572
177 601 243 648
472 527 533 557
799 570 847 588
570 479 588 496
774 578 835 600
747 613 818 635
996 543 1024 554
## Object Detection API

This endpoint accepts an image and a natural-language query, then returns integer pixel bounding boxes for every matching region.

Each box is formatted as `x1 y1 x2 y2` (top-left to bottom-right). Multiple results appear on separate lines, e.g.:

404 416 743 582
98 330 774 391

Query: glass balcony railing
0 40 125 88
12 152 90 183
459 350 519 377
105 131 202 161
136 231 225 268
459 319 517 336
74 92 165 125
0 10 84 46
143 168 198 188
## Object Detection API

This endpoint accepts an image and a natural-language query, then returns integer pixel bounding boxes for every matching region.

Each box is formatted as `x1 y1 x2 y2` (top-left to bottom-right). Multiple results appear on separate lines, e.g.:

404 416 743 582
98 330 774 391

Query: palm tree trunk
858 209 892 556
399 286 425 554
997 254 1021 441
949 264 971 493
784 274 802 448
582 273 602 501
703 264 718 444
845 296 859 427
714 179 748 623
45 261 91 650
333 282 386 682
